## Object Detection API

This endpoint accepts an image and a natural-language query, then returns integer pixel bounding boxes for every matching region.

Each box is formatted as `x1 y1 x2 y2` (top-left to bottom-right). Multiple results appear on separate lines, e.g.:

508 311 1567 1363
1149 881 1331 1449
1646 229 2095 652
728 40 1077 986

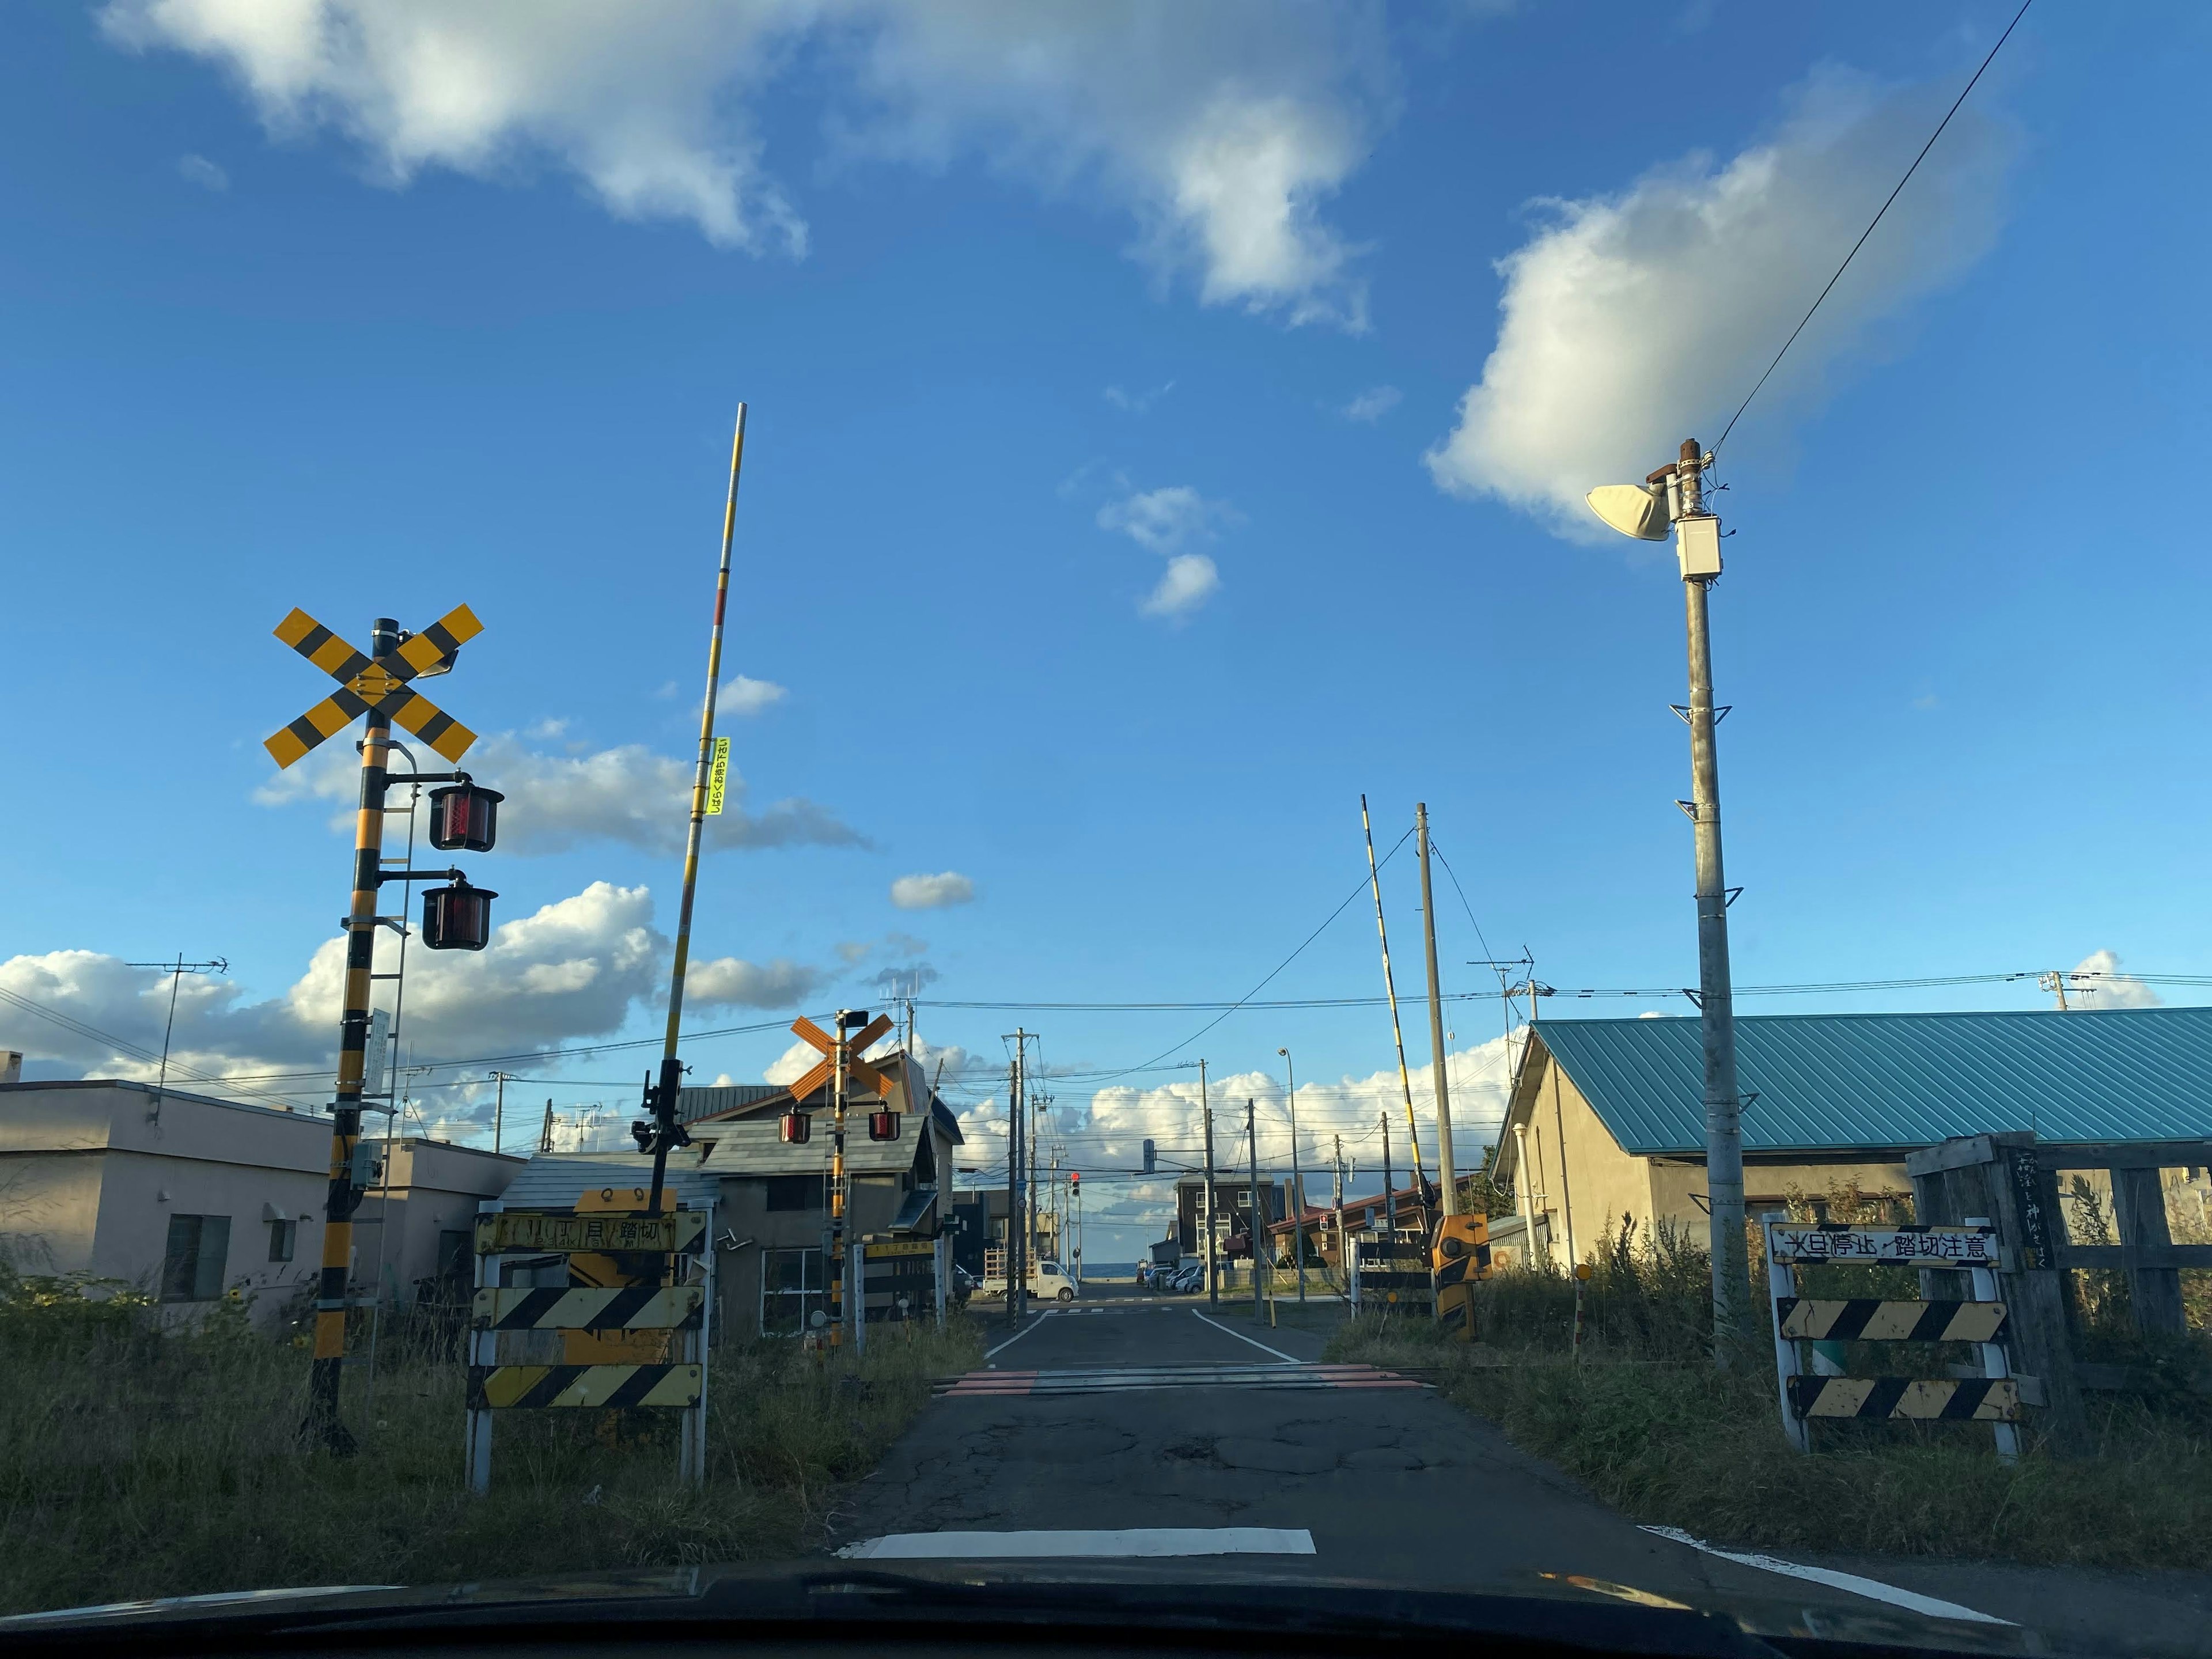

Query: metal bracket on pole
1724 887 1745 908
1675 800 1698 820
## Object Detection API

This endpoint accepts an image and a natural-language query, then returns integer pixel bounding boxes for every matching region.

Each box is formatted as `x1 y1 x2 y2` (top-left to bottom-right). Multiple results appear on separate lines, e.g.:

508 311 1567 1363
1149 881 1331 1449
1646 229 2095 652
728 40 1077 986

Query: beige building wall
1512 1046 1659 1265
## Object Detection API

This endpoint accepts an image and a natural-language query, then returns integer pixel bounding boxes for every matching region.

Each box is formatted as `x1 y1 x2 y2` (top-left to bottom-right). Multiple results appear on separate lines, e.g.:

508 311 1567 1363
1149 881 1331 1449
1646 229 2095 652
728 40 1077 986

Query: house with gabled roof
499 1048 962 1336
1495 1006 2212 1267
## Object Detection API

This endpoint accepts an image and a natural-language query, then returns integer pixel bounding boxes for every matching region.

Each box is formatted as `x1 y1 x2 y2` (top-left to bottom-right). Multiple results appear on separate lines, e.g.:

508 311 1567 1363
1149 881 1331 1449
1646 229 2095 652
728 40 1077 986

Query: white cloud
719 673 787 715
1099 484 1237 621
1141 554 1219 620
1425 66 2012 535
1341 384 1400 422
103 0 1383 326
686 955 819 1009
2070 950 2161 1010
254 730 863 855
1103 381 1174 414
763 1037 819 1087
176 151 228 190
1096 484 1237 554
890 871 974 911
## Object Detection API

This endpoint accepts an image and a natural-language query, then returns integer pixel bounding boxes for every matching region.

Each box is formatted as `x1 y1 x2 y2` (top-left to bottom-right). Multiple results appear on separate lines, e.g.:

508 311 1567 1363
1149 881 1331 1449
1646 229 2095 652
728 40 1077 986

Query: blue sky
3 2 2206 1255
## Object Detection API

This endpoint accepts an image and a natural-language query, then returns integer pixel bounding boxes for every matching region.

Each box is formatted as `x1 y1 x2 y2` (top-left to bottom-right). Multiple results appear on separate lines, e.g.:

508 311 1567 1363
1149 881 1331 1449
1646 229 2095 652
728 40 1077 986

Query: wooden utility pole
1416 804 1459 1215
488 1070 514 1157
1005 1036 1025 1323
1380 1108 1397 1238
1199 1059 1219 1306
1332 1134 1346 1293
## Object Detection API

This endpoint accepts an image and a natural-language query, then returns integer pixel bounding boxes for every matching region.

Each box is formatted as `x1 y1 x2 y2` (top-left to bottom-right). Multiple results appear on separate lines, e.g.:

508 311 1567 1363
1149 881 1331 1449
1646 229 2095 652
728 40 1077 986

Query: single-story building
0 1077 520 1327
1496 1006 2212 1266
497 1048 963 1338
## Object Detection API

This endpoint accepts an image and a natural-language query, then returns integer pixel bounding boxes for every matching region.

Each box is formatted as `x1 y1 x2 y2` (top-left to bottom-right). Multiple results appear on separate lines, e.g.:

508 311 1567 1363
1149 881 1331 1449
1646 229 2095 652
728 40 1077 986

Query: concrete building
0 1078 520 1327
494 1049 963 1338
1496 1007 2212 1266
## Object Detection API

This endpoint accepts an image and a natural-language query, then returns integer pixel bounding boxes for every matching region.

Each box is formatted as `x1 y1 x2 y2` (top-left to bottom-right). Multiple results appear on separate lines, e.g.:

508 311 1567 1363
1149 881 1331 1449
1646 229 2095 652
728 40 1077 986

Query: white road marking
984 1310 1055 1359
1641 1527 2011 1626
840 1528 1316 1560
1192 1308 1301 1363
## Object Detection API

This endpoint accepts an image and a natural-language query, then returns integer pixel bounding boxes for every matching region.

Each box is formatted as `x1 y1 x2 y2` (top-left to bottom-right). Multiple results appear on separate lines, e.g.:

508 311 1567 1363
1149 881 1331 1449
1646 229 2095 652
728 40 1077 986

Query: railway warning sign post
465 1197 716 1493
263 604 505 1454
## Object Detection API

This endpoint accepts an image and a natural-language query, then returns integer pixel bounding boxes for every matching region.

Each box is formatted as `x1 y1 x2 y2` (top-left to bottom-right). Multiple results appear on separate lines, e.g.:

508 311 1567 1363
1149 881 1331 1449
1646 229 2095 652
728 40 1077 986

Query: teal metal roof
1532 1006 2212 1156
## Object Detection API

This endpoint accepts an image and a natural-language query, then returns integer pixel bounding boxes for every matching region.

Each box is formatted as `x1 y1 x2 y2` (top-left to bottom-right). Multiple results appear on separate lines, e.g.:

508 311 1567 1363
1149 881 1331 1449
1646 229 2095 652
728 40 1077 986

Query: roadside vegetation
0 1262 980 1617
1327 1195 2212 1571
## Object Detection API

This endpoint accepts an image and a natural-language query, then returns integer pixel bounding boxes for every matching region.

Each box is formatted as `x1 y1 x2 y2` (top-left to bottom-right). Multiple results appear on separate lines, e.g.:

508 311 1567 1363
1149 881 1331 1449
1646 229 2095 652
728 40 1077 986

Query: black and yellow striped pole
303 616 398 1454
646 404 749 1217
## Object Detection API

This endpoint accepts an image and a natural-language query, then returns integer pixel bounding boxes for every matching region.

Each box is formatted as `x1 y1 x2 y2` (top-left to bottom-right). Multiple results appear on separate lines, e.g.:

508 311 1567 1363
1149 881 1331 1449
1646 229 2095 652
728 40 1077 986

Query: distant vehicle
979 1249 1078 1301
949 1264 976 1308
1172 1263 1205 1294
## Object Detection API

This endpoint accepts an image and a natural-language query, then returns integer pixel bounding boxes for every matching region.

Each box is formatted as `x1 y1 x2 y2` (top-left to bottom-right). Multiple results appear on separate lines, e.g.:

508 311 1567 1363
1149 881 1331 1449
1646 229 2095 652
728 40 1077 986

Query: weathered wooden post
1907 1131 2086 1453
2109 1162 2187 1335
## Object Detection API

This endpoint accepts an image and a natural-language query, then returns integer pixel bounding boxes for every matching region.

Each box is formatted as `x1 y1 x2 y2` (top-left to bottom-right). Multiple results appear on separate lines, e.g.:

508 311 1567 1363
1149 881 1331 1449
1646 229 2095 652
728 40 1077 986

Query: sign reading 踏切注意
1766 1226 1999 1266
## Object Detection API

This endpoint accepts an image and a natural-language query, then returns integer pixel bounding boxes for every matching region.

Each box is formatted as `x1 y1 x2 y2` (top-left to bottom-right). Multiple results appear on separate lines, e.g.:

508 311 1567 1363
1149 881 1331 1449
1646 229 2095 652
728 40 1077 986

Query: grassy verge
0 1273 980 1616
1326 1238 2212 1570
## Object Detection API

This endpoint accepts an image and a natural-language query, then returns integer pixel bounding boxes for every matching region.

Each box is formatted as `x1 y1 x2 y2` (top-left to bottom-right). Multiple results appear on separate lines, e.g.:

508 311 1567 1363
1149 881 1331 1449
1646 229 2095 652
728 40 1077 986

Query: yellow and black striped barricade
1431 1213 1491 1341
1763 1217 2022 1460
851 1238 944 1351
465 1196 715 1495
1351 1239 1433 1316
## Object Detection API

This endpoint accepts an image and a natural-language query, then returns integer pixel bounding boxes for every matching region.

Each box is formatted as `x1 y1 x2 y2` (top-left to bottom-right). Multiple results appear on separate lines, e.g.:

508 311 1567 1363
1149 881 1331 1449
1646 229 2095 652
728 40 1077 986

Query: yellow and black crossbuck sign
470 1286 703 1333
1788 1376 2020 1422
1776 1297 2009 1344
468 1362 702 1411
265 604 483 768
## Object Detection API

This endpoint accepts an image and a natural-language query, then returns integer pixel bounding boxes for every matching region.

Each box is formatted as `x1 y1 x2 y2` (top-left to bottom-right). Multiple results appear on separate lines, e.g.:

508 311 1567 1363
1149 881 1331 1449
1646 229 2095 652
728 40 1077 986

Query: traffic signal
1142 1139 1156 1175
1070 1171 1081 1194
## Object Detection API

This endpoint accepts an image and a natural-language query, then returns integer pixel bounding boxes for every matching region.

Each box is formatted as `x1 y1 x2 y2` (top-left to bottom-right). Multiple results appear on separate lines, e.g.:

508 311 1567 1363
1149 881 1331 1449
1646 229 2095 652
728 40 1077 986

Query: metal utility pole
1200 1059 1219 1306
1006 1031 1027 1321
1380 1108 1397 1238
537 1099 555 1153
124 956 228 1126
302 616 399 1456
1278 1048 1306 1303
647 404 749 1218
1360 796 1430 1230
1415 804 1458 1215
1332 1134 1346 1292
1244 1099 1264 1316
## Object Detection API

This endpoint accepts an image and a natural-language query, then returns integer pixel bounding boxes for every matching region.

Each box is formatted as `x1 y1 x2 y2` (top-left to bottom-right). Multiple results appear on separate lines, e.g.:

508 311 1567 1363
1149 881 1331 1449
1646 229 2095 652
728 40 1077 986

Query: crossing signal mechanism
264 607 509 1455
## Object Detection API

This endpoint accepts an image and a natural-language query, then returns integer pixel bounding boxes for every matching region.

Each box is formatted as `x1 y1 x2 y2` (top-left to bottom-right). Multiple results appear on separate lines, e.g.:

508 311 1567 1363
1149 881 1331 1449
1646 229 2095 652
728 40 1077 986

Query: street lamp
1587 439 1744 1363
1277 1047 1307 1304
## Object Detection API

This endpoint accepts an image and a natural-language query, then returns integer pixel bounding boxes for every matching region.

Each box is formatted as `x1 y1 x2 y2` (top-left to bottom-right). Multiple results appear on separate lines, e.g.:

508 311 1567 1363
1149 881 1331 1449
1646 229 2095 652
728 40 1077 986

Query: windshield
3 5 2201 1657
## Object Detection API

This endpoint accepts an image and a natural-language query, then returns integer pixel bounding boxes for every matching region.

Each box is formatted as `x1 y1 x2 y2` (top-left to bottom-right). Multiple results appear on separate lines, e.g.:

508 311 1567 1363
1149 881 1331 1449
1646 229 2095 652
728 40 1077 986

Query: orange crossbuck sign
264 604 484 768
785 1013 894 1105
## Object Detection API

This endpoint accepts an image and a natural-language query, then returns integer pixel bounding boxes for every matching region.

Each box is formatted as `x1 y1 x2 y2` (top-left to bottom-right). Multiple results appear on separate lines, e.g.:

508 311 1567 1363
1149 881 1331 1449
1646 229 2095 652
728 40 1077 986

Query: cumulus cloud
255 730 863 855
1141 554 1220 620
1425 66 2012 535
889 871 974 911
719 674 787 715
0 884 834 1109
176 152 228 190
687 955 819 1009
2070 950 2161 1010
1341 384 1400 422
103 0 1382 325
1099 484 1238 620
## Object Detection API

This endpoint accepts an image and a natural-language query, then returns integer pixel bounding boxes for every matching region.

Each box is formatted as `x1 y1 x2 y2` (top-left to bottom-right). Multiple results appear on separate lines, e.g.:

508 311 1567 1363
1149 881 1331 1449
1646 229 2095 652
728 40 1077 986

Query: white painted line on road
840 1528 1316 1560
984 1310 1055 1361
1192 1308 1301 1363
1640 1527 2011 1626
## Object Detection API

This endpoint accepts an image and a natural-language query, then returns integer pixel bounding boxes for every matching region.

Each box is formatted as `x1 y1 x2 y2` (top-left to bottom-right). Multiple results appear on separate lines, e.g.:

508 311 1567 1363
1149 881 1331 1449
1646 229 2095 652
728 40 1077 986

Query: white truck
981 1247 1078 1301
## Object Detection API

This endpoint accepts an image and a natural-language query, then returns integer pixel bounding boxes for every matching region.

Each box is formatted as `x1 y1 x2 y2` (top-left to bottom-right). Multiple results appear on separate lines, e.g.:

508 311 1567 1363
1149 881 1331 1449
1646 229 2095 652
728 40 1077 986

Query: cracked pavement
828 1300 2212 1656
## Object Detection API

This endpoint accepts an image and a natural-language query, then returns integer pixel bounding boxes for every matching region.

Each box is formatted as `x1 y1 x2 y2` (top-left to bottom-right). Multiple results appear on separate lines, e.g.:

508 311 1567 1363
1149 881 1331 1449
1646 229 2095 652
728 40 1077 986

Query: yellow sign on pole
704 736 730 816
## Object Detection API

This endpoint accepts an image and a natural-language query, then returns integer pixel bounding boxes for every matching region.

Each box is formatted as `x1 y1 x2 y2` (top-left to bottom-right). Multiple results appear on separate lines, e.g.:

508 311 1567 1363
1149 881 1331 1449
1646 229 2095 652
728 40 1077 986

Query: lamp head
1585 483 1671 541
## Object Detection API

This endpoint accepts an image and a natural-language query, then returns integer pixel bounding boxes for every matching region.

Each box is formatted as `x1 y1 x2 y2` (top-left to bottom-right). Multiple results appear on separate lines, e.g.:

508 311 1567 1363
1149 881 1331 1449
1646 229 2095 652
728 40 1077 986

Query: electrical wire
1711 0 2032 458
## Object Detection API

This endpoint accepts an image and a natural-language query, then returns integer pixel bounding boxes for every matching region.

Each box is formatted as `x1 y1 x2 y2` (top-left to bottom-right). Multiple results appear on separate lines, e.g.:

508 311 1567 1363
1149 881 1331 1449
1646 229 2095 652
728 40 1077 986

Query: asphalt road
833 1300 2212 1657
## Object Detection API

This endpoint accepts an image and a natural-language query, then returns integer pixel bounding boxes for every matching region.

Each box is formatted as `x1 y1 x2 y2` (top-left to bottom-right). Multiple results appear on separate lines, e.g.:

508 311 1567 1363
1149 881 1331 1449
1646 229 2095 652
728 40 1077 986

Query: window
266 1218 297 1263
763 1175 820 1213
761 1246 825 1334
160 1214 232 1302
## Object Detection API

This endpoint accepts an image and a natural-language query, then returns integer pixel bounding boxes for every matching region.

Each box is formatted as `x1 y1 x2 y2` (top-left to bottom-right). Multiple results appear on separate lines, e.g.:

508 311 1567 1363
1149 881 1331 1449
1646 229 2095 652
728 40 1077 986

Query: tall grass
0 1265 980 1616
1327 1209 2212 1569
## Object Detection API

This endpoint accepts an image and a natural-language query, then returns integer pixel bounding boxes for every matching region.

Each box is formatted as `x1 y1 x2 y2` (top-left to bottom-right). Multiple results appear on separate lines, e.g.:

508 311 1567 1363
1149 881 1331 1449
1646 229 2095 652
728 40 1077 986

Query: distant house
1174 1173 1289 1260
1495 1007 2212 1266
0 1078 520 1327
499 1048 961 1337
